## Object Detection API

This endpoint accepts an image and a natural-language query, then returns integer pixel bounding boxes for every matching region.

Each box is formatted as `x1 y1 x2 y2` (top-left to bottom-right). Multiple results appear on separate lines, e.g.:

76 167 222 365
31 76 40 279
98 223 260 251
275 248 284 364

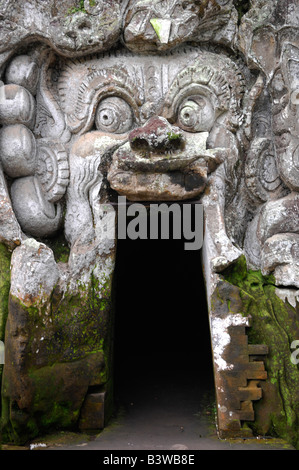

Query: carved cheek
71 131 129 159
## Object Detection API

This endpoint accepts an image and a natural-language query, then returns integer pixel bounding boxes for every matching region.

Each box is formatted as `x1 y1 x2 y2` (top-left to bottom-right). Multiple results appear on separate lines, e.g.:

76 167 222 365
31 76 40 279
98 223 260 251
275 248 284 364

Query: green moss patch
1 267 115 444
222 256 299 449
0 244 11 342
68 0 87 15
0 243 11 440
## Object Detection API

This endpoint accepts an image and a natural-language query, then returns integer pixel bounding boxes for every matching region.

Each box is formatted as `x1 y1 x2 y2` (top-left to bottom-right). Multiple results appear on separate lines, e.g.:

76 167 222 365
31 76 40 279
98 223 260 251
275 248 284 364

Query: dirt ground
23 361 294 452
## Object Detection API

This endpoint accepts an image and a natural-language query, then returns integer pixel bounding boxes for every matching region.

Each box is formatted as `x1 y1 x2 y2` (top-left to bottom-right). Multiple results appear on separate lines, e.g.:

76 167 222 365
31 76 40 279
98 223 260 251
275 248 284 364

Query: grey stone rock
10 238 59 306
123 0 238 52
0 0 122 65
262 233 299 288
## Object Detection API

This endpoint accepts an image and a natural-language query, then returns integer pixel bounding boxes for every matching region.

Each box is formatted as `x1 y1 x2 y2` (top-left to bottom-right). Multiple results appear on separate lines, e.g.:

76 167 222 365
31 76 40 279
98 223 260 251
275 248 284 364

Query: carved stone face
0 46 244 251
58 47 244 206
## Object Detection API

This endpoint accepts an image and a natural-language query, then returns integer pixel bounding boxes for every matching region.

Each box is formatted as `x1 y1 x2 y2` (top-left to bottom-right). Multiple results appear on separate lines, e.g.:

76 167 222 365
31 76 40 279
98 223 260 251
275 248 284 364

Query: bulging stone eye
95 96 134 134
178 101 198 128
177 96 215 132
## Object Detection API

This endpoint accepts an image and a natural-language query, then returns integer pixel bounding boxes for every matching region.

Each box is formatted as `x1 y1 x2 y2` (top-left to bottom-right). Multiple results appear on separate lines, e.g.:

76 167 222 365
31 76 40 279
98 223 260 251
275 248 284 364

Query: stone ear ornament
36 141 70 204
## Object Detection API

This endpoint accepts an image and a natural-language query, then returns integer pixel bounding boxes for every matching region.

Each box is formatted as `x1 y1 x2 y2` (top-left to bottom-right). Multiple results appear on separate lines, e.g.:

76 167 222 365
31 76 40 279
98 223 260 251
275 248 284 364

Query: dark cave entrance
113 205 215 416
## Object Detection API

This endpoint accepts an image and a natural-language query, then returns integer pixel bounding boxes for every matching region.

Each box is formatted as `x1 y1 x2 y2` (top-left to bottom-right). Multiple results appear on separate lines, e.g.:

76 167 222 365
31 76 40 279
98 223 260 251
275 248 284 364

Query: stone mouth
106 134 228 201
108 131 227 172
109 141 207 173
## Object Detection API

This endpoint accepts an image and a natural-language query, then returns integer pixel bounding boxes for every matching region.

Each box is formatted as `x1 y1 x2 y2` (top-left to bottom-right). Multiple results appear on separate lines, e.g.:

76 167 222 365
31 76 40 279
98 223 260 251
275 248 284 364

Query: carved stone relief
0 0 298 449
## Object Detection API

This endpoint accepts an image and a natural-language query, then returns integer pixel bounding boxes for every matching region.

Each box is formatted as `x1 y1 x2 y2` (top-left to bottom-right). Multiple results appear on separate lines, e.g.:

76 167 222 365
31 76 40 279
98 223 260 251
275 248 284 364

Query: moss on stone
1 265 115 444
233 0 251 23
0 243 11 342
150 18 164 41
0 243 11 437
167 131 181 140
68 0 87 15
44 232 70 264
222 256 299 450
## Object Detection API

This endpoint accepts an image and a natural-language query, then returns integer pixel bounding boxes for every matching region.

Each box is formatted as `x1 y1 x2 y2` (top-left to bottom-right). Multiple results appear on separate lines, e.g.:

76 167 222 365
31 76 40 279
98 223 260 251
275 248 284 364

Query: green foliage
68 0 87 15
167 131 182 140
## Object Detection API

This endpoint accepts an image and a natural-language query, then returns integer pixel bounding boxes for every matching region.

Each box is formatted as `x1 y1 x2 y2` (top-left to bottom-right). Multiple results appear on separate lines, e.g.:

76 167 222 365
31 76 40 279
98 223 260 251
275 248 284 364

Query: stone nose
129 116 185 154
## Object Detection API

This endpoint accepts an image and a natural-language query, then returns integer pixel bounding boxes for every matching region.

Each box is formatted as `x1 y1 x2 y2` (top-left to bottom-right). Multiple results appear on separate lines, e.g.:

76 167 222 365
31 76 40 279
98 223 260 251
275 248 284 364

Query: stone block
79 391 106 431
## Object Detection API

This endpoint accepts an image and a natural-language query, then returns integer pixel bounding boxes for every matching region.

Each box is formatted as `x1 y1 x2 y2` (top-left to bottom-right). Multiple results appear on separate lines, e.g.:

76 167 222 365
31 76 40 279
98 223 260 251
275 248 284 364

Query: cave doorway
113 205 215 419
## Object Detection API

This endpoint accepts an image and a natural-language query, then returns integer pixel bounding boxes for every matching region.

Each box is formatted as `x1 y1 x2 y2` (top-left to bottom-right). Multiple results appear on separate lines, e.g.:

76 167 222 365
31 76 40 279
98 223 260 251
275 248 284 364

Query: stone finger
10 175 63 238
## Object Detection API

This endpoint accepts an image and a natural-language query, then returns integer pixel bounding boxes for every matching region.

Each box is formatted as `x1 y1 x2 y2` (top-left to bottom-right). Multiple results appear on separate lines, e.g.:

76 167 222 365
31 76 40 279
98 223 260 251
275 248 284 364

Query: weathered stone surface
0 166 22 249
0 244 11 342
79 391 106 431
1 242 114 443
261 234 299 288
10 239 59 306
10 176 64 238
0 1 122 67
221 257 299 448
123 0 238 52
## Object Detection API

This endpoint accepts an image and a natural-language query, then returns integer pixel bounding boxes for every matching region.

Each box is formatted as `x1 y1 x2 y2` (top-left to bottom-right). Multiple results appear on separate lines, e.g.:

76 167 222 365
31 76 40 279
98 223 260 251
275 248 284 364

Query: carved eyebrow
59 64 142 134
163 63 230 120
163 56 245 126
